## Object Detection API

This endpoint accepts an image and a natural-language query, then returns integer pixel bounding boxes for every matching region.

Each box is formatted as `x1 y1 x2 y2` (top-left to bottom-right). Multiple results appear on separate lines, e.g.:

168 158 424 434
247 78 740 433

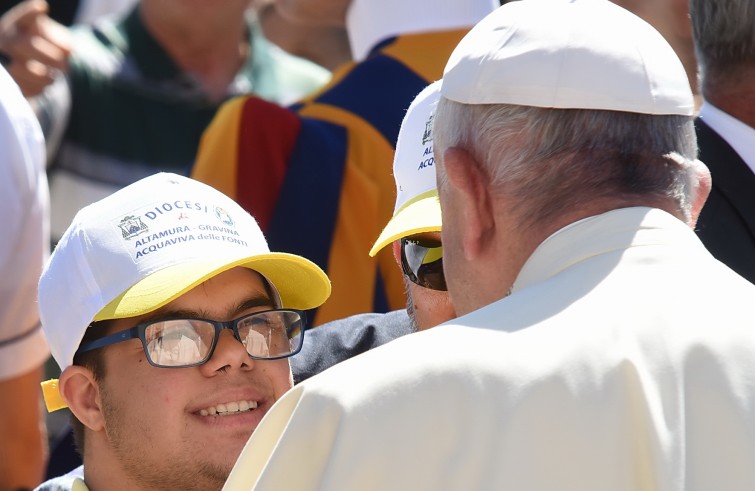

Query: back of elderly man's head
434 0 698 229
434 101 698 227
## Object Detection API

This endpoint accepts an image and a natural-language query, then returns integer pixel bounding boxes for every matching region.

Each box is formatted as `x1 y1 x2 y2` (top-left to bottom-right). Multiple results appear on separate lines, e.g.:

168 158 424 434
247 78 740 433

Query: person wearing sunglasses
369 80 454 331
0 65 50 491
34 172 330 491
289 81 453 384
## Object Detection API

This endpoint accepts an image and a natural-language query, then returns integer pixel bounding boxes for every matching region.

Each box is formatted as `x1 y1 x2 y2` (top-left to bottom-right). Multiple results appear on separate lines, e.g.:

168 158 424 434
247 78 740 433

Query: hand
0 0 72 97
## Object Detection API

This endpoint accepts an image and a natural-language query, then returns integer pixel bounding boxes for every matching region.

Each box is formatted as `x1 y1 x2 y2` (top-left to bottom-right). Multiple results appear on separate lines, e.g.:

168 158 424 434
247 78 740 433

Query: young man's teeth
199 400 258 416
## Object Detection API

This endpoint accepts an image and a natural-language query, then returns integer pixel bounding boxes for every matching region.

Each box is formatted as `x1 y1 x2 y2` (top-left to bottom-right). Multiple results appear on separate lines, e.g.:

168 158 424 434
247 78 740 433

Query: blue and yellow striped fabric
193 30 468 325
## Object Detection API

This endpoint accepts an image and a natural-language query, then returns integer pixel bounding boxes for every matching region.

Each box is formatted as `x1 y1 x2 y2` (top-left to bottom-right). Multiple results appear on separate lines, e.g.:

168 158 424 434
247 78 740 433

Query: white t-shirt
0 67 50 380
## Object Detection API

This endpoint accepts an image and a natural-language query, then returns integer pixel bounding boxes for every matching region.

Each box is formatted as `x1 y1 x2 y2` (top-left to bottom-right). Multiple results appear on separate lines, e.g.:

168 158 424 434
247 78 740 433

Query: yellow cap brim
95 253 331 322
42 379 67 412
369 190 442 257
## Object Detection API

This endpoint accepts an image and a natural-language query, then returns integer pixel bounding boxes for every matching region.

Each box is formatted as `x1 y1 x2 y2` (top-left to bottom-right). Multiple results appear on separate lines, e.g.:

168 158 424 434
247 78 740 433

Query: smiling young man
35 172 330 491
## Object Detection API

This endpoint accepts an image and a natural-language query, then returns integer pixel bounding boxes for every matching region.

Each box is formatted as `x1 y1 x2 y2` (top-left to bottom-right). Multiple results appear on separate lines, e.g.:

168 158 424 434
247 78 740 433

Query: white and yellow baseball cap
369 81 443 257
39 173 331 409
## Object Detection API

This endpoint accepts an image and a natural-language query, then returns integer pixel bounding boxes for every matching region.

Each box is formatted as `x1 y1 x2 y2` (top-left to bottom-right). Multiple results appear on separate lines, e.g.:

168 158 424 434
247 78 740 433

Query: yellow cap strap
41 379 68 412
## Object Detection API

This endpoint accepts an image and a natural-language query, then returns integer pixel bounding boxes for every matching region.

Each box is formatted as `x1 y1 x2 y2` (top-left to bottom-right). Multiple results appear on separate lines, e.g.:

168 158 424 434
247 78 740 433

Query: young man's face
94 267 292 488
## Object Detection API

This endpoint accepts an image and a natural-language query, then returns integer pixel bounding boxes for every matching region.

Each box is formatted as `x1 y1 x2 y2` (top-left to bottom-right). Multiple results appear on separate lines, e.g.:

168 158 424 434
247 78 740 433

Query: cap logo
421 114 434 146
417 113 435 170
111 200 249 260
418 146 435 170
118 215 149 240
214 206 235 227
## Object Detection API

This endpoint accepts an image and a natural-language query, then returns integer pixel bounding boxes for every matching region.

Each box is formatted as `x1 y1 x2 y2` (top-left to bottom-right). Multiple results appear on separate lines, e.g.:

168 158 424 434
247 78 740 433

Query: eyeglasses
400 237 447 291
76 309 306 368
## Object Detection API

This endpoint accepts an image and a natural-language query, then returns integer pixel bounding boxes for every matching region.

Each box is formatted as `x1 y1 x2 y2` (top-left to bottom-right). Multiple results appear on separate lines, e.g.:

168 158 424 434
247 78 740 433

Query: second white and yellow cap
370 81 442 256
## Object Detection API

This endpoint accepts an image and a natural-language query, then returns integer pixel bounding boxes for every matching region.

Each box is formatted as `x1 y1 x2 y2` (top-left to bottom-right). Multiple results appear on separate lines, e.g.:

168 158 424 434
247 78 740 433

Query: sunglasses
400 237 447 291
76 309 306 368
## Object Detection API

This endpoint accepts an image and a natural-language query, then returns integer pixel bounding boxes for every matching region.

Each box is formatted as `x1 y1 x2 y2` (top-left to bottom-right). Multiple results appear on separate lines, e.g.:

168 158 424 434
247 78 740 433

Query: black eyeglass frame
399 237 447 291
75 309 307 368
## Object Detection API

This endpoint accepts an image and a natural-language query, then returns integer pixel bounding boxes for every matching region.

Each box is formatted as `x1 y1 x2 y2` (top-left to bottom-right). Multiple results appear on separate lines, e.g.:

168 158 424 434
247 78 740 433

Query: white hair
434 97 698 226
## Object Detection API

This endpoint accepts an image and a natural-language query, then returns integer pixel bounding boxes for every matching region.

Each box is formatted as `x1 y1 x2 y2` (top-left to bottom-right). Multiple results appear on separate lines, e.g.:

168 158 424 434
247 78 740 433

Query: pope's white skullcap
442 0 694 116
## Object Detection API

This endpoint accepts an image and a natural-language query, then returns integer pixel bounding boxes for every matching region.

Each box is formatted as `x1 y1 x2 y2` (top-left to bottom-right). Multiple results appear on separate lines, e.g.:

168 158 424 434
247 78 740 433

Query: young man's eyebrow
234 294 276 314
139 293 274 324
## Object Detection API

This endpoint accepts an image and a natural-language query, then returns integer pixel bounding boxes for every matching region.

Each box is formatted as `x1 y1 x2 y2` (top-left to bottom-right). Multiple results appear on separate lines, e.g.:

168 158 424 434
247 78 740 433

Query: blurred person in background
0 64 50 491
691 0 755 284
0 0 328 243
253 0 351 72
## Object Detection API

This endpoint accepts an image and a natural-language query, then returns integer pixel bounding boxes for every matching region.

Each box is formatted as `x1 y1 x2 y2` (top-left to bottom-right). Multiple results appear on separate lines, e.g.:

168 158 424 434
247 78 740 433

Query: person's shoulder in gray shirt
292 310 412 384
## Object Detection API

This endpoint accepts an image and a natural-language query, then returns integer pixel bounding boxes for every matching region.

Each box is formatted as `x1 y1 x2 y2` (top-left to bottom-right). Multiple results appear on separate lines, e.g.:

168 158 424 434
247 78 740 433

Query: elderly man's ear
59 366 107 432
440 147 496 260
689 159 711 228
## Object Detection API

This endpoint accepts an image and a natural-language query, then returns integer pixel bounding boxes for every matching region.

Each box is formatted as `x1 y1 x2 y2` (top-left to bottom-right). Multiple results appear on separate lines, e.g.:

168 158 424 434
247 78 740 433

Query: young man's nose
200 329 255 374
